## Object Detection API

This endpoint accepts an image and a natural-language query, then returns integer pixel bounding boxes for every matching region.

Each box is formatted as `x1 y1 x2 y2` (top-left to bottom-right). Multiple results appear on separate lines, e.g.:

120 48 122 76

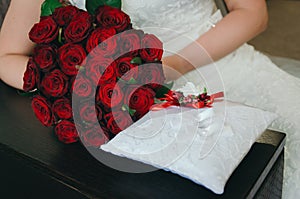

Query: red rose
105 111 133 134
53 5 79 26
115 57 138 82
55 120 78 144
23 58 39 92
78 101 98 124
124 86 155 118
33 45 57 72
80 126 109 147
58 43 86 76
64 11 92 43
98 36 118 58
72 75 93 97
140 34 163 62
118 29 143 57
98 63 117 85
52 97 72 120
85 56 115 85
87 29 118 58
40 69 69 98
86 27 116 54
95 5 131 32
138 63 165 90
31 95 53 127
29 16 58 44
97 82 123 109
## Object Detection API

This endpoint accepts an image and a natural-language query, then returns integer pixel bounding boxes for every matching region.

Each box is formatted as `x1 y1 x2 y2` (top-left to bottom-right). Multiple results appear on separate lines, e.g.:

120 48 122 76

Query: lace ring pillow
102 85 277 194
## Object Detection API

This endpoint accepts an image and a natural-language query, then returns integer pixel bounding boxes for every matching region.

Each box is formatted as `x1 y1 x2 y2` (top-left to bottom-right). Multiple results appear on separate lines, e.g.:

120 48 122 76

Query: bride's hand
162 54 194 81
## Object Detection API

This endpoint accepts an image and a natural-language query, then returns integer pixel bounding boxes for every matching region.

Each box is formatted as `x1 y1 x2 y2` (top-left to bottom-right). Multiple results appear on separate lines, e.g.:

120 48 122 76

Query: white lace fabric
72 0 300 197
102 100 277 194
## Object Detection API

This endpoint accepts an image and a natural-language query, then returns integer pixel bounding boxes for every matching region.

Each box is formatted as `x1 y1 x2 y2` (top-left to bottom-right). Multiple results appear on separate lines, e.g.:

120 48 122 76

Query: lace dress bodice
122 0 215 42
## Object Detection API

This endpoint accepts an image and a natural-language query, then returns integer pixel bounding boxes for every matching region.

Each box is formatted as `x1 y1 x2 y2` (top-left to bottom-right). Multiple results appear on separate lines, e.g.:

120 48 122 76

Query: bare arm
0 0 44 90
163 0 268 79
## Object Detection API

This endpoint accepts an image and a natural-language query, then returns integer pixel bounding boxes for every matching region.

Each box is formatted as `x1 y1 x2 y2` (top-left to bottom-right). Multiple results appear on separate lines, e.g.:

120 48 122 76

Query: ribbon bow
151 90 224 111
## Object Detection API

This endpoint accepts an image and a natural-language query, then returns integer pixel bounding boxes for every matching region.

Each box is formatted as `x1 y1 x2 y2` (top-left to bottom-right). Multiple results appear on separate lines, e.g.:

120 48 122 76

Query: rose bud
64 11 92 43
98 62 117 85
97 81 123 109
105 111 133 135
72 74 93 98
85 56 115 85
23 58 39 92
55 120 79 144
29 16 58 44
140 34 163 62
33 45 57 72
95 5 131 32
124 85 155 119
31 95 53 127
52 97 73 121
40 69 69 98
115 57 139 82
58 43 86 76
78 101 99 124
89 34 118 58
199 93 208 101
80 126 109 147
137 63 165 90
118 29 143 57
53 5 79 26
86 27 117 56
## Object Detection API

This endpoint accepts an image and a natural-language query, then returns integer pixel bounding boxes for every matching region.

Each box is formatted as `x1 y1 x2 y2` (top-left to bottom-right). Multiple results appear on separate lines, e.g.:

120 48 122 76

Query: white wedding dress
74 0 300 198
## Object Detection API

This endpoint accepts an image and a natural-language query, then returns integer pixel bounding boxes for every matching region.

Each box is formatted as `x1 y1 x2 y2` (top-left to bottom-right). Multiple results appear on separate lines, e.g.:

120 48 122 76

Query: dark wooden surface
0 0 10 27
0 81 286 199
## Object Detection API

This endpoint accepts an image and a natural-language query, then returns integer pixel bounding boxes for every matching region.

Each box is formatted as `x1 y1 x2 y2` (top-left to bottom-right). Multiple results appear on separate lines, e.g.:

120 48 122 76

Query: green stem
58 28 63 44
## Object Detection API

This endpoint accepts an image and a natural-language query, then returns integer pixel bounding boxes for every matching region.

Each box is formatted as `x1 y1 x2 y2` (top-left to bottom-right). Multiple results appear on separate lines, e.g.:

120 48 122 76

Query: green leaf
58 27 63 44
117 77 137 84
130 57 142 65
127 77 137 84
86 0 122 15
41 0 62 17
122 104 136 116
155 81 174 98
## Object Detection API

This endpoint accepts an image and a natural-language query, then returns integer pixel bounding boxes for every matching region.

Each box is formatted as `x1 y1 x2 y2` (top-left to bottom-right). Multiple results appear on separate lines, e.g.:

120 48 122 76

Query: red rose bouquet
23 0 215 148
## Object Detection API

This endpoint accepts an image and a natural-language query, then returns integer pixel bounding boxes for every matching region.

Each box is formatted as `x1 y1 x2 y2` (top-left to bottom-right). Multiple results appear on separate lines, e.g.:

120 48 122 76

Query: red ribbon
151 91 224 111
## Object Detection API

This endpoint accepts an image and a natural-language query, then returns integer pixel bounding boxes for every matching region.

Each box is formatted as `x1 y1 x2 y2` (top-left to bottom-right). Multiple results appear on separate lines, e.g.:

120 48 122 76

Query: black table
0 82 286 199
